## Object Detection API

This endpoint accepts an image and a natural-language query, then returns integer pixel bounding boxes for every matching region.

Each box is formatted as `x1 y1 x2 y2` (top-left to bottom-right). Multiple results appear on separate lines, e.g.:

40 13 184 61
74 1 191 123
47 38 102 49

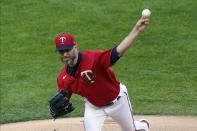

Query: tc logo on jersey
81 70 96 83
59 37 66 44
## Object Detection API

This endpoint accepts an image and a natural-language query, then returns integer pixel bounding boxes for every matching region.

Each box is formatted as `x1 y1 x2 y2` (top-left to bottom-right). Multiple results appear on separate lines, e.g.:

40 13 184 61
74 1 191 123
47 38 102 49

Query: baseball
142 9 151 18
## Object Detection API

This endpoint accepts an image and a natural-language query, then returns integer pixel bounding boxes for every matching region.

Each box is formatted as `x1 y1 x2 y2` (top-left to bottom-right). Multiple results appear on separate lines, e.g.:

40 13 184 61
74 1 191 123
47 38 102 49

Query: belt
105 96 121 106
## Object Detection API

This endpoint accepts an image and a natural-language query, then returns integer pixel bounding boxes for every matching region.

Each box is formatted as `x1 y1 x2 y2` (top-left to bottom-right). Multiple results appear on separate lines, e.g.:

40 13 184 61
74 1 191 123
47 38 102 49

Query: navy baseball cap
55 33 76 51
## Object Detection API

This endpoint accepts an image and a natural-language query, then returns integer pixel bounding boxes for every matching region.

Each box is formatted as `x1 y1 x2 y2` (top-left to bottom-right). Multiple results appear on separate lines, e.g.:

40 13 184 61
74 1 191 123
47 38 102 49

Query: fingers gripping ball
49 90 75 119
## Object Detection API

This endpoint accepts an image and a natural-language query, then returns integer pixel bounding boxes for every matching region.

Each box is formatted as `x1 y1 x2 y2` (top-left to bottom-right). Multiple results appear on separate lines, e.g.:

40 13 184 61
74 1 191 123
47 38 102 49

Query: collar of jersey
66 52 82 76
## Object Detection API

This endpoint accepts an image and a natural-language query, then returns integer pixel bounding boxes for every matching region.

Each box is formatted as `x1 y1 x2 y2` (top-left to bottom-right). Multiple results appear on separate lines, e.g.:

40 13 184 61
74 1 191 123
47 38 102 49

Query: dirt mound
1 115 197 131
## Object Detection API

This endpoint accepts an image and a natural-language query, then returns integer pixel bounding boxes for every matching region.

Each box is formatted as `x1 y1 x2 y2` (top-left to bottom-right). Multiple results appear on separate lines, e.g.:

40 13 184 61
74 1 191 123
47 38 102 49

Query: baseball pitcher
49 15 150 131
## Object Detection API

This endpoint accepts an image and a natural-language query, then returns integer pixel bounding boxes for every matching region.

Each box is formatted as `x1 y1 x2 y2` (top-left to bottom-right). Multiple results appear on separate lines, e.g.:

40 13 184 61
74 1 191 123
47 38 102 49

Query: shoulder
82 48 113 57
81 50 103 55
57 65 67 80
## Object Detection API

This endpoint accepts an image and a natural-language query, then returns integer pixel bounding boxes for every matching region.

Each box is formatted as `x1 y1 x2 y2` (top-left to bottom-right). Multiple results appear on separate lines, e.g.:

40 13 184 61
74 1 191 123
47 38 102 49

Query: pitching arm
116 18 149 56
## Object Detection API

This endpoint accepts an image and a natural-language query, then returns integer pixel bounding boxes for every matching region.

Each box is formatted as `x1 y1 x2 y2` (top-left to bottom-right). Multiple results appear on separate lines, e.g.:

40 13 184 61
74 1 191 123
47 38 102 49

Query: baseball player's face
58 47 77 66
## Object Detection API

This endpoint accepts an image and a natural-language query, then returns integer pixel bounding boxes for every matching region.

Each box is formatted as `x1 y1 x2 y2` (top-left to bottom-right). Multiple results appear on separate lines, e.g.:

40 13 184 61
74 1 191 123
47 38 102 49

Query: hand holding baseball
135 9 151 31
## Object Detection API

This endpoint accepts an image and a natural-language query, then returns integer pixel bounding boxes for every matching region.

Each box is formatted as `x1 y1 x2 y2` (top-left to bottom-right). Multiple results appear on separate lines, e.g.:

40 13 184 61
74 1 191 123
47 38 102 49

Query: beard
60 52 76 66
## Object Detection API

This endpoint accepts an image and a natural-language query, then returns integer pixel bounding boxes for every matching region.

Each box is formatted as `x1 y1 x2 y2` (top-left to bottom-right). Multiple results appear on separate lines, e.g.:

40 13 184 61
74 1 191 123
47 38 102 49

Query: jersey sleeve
57 77 73 100
95 47 120 69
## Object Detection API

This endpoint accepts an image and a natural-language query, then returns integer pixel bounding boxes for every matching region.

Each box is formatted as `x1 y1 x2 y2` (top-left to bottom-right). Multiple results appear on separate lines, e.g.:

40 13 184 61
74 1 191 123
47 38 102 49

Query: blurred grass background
0 0 197 124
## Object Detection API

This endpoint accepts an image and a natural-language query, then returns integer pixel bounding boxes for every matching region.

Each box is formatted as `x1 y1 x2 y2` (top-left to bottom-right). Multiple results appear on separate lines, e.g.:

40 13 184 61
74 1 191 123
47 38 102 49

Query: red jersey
57 48 120 107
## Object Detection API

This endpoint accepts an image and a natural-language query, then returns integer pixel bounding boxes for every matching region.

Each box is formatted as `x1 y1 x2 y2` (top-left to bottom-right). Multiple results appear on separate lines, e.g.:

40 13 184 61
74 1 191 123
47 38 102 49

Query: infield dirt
1 115 197 131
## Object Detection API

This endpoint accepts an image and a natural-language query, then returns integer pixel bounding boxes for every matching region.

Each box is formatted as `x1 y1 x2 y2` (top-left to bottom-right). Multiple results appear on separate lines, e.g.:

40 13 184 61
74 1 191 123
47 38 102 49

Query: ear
73 45 77 48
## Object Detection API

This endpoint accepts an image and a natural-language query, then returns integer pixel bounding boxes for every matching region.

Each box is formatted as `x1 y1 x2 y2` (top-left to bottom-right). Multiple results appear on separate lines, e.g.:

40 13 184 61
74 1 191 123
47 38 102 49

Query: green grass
1 0 197 124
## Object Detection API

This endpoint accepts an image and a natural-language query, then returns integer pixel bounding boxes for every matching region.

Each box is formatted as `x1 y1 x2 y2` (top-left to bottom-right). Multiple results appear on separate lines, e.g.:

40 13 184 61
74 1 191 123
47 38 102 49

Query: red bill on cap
55 33 76 51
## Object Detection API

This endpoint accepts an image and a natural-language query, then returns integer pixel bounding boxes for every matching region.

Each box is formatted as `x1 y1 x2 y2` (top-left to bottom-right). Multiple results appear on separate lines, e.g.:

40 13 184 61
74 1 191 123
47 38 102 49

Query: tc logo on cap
59 37 66 44
55 33 76 51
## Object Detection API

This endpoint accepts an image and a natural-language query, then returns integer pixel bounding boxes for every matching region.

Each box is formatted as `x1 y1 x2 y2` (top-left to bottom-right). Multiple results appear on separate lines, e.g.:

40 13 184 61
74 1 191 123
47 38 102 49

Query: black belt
105 96 121 106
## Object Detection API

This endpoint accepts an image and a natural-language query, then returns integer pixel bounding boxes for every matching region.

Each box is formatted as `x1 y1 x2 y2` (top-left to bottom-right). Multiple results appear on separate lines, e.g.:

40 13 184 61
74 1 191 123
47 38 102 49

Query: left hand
49 90 75 119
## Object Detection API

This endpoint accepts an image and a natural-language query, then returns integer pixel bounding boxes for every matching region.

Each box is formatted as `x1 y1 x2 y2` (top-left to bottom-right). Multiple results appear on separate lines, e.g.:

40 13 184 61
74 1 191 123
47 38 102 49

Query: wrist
132 27 141 34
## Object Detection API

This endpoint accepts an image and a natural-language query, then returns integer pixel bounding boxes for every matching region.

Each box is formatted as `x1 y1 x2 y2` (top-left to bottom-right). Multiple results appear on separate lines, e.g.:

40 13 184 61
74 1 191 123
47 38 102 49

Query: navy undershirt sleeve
110 46 120 64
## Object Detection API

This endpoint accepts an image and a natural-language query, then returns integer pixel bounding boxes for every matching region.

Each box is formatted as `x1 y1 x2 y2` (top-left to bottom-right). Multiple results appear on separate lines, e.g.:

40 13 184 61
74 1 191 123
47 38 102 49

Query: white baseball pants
84 83 148 131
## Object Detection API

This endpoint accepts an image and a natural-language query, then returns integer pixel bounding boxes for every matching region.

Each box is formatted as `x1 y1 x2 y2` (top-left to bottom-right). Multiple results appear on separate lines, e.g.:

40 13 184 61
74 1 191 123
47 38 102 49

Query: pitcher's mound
1 115 197 131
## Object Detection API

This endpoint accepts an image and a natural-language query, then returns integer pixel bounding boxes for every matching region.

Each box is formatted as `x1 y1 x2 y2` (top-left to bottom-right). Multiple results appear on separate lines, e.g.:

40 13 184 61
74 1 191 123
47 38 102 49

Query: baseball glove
49 90 75 119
